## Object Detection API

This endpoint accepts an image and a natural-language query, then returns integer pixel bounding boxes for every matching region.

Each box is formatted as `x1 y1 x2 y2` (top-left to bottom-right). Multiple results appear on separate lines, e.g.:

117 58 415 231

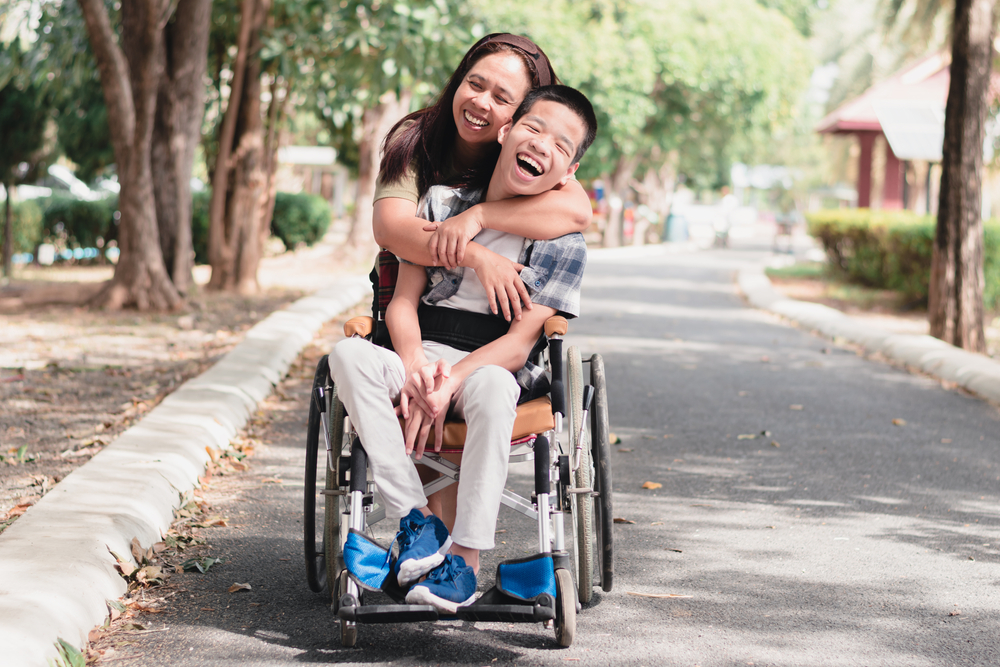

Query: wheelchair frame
303 317 613 647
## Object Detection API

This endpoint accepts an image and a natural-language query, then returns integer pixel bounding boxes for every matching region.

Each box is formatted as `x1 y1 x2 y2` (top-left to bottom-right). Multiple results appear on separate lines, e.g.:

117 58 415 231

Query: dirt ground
0 223 371 529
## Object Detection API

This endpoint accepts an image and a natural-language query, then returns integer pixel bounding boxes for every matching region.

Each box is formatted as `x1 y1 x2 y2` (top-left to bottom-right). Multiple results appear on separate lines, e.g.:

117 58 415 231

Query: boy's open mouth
517 153 544 177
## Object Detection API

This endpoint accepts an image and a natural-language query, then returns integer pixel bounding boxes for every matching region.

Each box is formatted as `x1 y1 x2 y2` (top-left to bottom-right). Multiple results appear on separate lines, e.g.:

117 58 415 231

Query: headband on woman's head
481 33 553 87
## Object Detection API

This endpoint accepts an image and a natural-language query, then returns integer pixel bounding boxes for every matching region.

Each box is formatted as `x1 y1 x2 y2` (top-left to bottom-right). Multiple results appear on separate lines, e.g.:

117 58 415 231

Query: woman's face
452 52 533 149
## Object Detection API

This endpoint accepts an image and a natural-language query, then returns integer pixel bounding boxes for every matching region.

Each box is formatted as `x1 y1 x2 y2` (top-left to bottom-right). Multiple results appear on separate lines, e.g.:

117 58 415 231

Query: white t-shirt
433 228 526 314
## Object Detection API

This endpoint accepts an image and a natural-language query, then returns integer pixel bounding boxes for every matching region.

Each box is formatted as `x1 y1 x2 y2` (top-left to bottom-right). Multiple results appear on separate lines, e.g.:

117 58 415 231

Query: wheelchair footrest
337 587 556 624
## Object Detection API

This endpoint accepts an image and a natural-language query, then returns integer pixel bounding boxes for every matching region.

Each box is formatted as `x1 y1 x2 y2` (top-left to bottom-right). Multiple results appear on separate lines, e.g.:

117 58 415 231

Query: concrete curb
0 274 371 666
738 267 1000 404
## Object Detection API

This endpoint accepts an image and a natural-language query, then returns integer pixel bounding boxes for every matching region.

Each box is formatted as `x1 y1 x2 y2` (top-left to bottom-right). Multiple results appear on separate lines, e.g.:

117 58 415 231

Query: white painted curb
738 268 1000 404
0 274 371 666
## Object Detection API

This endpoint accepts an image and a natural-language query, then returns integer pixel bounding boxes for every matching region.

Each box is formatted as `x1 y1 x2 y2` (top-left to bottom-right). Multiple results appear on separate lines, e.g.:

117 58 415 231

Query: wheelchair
303 314 613 647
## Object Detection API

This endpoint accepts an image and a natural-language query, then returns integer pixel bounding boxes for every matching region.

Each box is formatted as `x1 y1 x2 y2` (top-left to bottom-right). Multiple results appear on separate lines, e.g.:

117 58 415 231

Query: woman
373 33 593 322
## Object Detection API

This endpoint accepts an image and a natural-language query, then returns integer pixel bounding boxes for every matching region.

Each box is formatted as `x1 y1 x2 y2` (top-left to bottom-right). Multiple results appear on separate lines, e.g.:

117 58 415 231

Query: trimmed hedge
806 208 1000 310
270 192 332 250
0 199 44 254
39 194 118 248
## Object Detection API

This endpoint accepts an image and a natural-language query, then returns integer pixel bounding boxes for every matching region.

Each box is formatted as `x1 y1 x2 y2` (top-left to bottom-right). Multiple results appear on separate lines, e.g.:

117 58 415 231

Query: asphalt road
106 244 1000 666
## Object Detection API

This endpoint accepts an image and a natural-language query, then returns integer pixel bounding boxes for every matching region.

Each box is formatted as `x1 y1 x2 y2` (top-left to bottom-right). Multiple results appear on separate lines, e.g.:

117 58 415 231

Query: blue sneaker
405 554 477 614
393 508 452 587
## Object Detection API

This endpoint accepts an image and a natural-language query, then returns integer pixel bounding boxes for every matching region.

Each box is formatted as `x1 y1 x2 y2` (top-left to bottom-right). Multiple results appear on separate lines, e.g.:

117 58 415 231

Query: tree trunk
349 90 412 254
929 0 994 352
207 0 271 293
77 0 181 311
152 0 211 295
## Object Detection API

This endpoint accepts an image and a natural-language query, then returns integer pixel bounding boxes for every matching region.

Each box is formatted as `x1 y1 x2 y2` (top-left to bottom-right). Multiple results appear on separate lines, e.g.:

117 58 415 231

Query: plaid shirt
413 184 588 400
415 185 587 318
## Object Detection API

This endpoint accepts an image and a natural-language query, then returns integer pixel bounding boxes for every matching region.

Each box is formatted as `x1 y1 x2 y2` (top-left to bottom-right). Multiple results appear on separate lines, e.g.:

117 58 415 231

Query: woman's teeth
464 110 487 127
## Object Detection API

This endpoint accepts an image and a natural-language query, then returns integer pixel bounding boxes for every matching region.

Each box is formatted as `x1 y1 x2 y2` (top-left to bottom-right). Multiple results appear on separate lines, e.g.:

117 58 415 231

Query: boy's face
492 99 586 199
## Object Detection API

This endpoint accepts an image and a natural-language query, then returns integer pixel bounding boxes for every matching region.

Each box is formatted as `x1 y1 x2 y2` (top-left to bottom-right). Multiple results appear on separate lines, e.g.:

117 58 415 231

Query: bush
190 190 333 265
270 192 332 249
38 194 118 248
806 209 1000 310
0 199 44 254
191 190 210 264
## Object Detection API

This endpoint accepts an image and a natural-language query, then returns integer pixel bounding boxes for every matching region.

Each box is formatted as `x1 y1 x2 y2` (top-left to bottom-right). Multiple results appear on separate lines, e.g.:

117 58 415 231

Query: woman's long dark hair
379 33 558 199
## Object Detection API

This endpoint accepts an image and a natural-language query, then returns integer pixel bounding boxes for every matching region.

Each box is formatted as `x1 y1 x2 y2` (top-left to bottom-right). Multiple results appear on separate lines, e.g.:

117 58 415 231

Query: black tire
304 356 331 593
567 346 595 603
323 384 347 599
554 568 576 647
590 353 614 592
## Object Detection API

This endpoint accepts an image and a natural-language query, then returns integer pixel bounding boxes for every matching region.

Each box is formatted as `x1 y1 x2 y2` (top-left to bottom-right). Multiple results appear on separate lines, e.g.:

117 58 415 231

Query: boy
329 85 597 613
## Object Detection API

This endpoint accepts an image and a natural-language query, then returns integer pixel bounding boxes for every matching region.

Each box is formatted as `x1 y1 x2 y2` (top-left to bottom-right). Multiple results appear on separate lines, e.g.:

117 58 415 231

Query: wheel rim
567 346 594 603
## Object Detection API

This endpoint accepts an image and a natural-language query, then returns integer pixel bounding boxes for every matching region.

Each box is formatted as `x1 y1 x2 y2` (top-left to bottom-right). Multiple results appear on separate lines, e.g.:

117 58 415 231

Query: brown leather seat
342 315 560 452
398 396 554 452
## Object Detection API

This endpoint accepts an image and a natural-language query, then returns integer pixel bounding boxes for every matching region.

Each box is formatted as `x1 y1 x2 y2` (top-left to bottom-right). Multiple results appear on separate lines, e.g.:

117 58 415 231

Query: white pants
328 337 518 550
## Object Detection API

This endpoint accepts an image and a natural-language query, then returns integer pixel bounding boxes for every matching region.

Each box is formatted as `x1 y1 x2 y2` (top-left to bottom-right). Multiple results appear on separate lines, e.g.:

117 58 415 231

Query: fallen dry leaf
627 591 693 599
261 478 283 484
771 440 781 448
613 517 636 524
892 418 906 426
609 432 621 444
618 447 633 453
737 434 756 440
229 582 252 593
789 404 803 410
641 481 662 490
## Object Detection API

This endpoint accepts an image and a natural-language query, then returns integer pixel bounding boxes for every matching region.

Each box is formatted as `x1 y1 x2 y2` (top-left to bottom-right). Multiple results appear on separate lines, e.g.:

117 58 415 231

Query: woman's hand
469 247 532 321
426 207 483 269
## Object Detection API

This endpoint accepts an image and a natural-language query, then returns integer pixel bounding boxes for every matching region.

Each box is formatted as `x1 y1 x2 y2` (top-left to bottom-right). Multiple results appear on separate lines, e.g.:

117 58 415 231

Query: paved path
89 243 1000 666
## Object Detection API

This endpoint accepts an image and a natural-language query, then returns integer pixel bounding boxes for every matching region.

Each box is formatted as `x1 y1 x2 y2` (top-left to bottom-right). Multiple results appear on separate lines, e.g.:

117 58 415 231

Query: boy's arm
427 179 591 267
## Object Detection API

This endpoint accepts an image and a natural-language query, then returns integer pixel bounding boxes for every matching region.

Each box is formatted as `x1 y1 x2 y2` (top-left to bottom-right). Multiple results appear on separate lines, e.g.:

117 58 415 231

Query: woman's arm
373 197 533 321
428 179 592 267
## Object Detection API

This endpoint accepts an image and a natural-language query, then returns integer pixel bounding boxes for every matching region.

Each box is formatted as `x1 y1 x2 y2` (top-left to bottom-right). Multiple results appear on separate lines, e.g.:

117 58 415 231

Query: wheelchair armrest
344 316 373 338
544 316 568 337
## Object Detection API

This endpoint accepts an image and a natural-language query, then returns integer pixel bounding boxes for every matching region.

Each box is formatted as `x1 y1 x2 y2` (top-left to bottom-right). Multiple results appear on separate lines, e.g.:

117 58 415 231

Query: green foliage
54 76 115 182
38 194 118 248
0 199 44 254
270 192 332 249
48 638 86 667
0 43 50 189
472 0 813 188
806 209 1000 310
191 190 330 264
192 190 210 264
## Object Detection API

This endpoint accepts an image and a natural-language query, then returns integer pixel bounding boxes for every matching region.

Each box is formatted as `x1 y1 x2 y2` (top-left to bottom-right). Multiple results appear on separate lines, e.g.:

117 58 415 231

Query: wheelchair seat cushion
399 396 554 451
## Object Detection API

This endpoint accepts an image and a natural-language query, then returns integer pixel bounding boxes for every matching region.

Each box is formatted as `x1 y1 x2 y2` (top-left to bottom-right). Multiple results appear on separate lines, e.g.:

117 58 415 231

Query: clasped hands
425 215 532 322
396 358 454 459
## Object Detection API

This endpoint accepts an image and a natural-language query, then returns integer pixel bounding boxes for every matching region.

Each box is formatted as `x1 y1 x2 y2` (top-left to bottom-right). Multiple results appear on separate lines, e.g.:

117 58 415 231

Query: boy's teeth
464 111 487 127
518 154 543 175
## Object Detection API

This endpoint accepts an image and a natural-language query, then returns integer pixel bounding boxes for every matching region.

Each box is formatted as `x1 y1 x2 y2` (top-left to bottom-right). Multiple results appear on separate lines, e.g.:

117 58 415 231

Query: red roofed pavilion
816 53 951 209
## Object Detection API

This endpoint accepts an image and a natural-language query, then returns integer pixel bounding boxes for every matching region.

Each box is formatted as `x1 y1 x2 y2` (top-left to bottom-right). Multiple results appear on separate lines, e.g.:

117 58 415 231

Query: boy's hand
400 378 455 458
426 211 482 269
398 358 450 422
471 252 532 322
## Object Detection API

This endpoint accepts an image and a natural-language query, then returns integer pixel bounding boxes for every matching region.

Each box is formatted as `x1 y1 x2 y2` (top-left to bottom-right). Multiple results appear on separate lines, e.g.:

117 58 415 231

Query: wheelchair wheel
323 384 349 598
304 356 331 593
567 346 595 604
590 353 614 592
554 567 576 647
